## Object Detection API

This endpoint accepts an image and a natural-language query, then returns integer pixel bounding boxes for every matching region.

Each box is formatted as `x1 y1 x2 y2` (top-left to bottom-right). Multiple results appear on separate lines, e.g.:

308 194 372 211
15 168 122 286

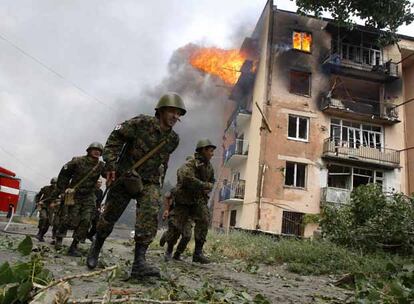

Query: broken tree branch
67 298 195 304
33 265 118 297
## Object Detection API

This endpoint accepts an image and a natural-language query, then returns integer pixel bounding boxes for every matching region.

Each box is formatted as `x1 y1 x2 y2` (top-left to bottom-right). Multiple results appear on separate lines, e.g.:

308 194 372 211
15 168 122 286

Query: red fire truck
0 166 21 212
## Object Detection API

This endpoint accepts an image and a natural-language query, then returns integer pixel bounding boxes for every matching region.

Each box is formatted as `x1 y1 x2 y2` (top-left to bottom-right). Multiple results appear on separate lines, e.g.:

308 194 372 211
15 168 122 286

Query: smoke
116 43 230 185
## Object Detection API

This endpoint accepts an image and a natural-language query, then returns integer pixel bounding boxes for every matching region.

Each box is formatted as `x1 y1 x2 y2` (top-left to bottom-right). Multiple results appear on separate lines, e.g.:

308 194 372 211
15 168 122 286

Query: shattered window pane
285 162 295 186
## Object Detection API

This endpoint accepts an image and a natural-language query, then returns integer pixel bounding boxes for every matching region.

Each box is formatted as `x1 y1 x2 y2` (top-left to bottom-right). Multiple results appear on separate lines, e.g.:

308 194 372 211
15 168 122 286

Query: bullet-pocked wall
257 10 331 236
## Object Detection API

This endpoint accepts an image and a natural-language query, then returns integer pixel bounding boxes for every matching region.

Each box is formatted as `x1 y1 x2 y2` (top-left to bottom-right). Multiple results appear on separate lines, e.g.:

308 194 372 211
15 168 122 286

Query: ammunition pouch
64 188 76 206
122 171 143 196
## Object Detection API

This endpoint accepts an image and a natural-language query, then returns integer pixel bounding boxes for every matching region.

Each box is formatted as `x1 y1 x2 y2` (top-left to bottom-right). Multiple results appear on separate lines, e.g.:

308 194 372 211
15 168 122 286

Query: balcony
323 44 399 83
321 187 351 205
224 139 249 168
226 107 252 133
219 180 245 204
321 95 400 125
322 138 400 169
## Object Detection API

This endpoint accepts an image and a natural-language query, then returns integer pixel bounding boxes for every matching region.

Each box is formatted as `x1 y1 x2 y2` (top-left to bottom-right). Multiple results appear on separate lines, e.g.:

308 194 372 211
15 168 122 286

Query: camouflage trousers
163 209 193 250
38 206 54 232
56 194 95 242
165 202 210 252
97 181 161 246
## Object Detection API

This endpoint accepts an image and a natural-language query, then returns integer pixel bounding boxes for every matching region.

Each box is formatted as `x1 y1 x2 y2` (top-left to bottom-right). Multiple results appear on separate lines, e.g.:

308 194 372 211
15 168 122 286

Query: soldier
167 139 216 263
86 180 104 241
54 142 105 256
34 177 58 242
86 93 186 279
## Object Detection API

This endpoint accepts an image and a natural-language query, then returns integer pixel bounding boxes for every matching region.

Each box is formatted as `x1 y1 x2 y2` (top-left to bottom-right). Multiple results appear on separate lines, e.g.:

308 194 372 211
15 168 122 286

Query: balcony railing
322 138 400 168
224 139 249 167
219 180 246 203
321 95 399 124
321 187 351 205
323 43 399 82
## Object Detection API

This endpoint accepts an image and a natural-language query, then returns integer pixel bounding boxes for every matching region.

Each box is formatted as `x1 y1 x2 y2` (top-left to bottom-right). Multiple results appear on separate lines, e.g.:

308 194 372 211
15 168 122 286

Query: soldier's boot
67 240 82 257
192 241 210 264
159 231 167 247
55 237 63 250
86 236 106 269
173 236 189 261
164 242 174 262
36 229 45 242
130 243 160 279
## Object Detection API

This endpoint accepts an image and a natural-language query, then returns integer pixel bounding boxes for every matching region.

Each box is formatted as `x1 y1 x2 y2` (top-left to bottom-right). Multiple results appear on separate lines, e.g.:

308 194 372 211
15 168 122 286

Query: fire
189 47 247 85
292 31 312 52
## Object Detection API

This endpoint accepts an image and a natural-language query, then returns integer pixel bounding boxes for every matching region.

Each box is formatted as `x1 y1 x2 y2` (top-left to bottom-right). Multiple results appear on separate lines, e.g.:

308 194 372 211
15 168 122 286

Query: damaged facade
211 0 414 237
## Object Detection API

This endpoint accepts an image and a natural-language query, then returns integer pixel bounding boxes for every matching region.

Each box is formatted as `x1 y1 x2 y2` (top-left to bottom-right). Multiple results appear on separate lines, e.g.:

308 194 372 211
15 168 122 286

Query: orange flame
189 47 247 85
292 31 312 52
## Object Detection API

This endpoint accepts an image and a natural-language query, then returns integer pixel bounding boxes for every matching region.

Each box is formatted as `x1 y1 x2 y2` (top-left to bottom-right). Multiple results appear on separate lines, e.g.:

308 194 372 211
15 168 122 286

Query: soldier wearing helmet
53 142 105 256
34 177 58 242
161 139 216 263
87 93 185 279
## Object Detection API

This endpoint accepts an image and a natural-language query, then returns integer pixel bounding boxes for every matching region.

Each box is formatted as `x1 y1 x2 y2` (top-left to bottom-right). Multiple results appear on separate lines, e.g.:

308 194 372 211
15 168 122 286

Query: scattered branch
33 265 118 297
67 298 196 304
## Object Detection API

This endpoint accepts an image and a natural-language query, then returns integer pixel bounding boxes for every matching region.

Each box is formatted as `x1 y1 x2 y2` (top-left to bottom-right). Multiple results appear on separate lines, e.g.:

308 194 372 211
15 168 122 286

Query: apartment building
211 0 414 237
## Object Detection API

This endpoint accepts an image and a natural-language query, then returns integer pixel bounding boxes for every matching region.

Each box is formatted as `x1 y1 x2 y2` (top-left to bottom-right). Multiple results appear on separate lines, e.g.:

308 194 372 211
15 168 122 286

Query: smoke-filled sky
0 0 413 191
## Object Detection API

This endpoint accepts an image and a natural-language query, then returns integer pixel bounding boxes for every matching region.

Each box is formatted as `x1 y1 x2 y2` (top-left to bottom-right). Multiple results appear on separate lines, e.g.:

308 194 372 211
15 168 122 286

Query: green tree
294 0 414 44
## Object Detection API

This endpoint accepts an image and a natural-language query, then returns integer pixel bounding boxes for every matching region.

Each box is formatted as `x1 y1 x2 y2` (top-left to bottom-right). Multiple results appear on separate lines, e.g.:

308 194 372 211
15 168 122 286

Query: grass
153 229 412 276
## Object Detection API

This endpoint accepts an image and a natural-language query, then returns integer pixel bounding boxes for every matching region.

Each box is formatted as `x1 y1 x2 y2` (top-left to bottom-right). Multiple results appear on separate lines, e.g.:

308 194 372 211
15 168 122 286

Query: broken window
285 162 306 188
290 70 311 96
288 115 309 141
328 165 352 189
282 211 304 236
292 31 312 52
327 164 384 190
229 210 237 227
330 119 383 150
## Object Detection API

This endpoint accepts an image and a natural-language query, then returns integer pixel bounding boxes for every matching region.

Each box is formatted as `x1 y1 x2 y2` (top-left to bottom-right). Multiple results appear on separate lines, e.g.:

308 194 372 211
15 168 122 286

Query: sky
0 0 413 191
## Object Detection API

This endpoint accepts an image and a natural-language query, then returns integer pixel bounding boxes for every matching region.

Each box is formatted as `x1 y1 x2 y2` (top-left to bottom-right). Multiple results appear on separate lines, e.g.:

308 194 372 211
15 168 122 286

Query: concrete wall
400 39 414 195
257 11 330 237
238 0 273 230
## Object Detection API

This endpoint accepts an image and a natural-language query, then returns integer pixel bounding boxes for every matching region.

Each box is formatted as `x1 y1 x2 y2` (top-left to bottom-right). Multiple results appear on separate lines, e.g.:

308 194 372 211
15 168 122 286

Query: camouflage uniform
161 187 193 260
172 152 215 260
54 155 104 251
35 183 57 241
88 115 179 273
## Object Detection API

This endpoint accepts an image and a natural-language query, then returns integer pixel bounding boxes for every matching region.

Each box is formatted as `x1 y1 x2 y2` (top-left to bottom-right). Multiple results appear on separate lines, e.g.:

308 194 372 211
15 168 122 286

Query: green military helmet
50 177 58 184
86 142 104 153
196 139 216 151
155 92 186 116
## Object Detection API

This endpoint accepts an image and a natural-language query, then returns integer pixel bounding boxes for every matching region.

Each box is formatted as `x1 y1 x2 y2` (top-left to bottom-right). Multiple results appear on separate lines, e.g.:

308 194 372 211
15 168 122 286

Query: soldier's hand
65 188 75 194
106 171 116 186
162 210 169 221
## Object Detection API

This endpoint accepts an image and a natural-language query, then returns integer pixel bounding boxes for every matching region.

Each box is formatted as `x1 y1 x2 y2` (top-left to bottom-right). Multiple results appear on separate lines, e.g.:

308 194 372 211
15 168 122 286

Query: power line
0 146 49 181
0 32 116 111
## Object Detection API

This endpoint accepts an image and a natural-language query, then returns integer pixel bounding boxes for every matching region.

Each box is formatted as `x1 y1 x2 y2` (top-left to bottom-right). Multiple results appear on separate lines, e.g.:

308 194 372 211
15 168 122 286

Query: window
219 211 224 228
292 31 312 52
229 210 237 227
327 164 384 190
285 162 307 188
282 211 304 236
288 115 309 141
290 70 311 96
330 119 383 150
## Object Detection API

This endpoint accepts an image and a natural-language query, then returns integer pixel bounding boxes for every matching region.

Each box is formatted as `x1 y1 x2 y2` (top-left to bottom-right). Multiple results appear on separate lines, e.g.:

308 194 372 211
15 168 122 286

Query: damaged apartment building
211 0 414 237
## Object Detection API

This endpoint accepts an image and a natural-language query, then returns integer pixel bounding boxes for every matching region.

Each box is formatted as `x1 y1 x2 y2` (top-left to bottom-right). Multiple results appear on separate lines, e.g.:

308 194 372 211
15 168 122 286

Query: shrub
321 184 414 253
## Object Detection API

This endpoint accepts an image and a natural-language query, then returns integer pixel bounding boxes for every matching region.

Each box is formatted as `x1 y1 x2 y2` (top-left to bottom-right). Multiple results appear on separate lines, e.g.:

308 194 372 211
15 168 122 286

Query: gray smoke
115 43 231 185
